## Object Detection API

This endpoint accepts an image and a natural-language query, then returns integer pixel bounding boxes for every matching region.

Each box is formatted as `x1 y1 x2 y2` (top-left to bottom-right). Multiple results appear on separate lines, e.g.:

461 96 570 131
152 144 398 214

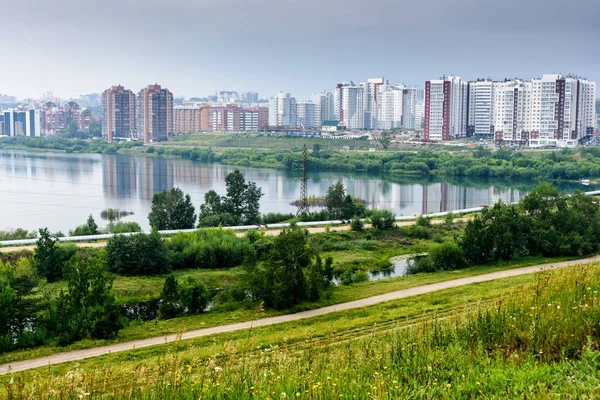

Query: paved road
1 254 597 375
0 219 463 253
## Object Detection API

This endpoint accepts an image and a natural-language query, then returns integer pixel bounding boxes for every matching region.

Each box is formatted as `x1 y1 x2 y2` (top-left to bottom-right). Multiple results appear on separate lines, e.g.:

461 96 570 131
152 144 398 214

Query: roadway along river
0 149 592 232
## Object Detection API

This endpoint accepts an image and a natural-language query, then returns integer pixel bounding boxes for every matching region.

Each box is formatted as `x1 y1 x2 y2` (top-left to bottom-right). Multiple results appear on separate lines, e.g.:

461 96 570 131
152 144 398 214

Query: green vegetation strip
0 254 577 366
3 263 599 398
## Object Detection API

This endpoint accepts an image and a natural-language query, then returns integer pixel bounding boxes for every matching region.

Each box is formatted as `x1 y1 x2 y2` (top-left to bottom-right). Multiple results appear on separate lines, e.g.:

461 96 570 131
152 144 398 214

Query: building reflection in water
100 154 533 216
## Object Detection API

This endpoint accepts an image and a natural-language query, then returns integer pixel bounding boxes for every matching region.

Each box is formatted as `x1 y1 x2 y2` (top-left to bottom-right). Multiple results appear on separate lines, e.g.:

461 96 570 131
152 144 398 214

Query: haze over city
2 0 599 99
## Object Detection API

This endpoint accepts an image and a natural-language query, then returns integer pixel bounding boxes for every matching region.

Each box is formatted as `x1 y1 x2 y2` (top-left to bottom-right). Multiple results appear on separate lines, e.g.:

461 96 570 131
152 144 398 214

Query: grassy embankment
0 225 583 367
2 262 599 398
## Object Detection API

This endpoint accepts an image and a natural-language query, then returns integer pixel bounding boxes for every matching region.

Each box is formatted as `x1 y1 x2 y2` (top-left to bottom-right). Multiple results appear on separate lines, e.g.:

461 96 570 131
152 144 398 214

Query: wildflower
296 393 301 397
557 305 561 309
447 383 452 389
281 393 287 398
476 382 481 386
214 367 222 372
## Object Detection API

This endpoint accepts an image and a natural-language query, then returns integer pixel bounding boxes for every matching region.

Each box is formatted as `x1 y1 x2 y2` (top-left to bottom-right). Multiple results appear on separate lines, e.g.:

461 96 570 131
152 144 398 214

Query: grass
3 262 599 398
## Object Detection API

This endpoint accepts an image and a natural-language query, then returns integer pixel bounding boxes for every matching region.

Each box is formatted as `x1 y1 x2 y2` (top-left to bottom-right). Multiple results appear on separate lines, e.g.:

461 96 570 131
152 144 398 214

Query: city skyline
0 0 598 100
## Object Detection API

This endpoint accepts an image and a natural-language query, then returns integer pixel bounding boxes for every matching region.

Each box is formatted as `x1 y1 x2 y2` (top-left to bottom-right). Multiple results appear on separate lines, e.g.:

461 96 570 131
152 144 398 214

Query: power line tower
297 144 309 216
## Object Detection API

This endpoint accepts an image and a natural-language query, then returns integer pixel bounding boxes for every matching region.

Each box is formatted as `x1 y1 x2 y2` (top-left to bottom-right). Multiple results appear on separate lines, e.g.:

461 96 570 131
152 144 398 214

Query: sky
1 0 599 100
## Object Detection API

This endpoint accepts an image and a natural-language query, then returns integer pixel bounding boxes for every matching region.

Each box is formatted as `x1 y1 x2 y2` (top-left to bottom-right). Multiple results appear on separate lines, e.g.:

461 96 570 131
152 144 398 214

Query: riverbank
3 135 600 182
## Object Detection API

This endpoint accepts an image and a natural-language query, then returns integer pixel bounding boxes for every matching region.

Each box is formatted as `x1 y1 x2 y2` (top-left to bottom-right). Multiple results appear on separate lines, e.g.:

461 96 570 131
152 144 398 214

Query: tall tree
244 181 263 224
380 130 392 150
148 187 196 230
158 275 181 319
325 180 346 220
33 228 62 282
224 170 249 216
86 215 99 235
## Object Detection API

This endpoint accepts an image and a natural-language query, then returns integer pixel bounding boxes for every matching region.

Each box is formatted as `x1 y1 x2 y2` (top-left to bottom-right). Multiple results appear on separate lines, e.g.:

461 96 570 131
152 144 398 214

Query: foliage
104 221 142 234
33 228 62 282
370 210 396 230
148 187 197 230
460 184 600 265
243 227 333 309
324 181 367 220
0 229 37 241
101 208 134 222
69 215 99 236
42 254 122 344
166 229 254 270
198 170 263 226
158 275 182 319
379 129 392 150
350 216 364 232
261 212 295 224
106 232 170 276
415 215 431 227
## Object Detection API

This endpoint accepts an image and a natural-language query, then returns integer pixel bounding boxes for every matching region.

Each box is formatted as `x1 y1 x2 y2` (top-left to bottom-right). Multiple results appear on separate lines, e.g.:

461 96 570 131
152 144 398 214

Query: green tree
33 228 62 282
380 130 392 150
370 210 396 230
148 187 197 230
44 254 122 344
86 215 99 235
158 275 181 319
179 277 209 314
89 119 102 138
350 216 364 232
244 227 332 309
224 170 248 217
244 182 263 224
325 180 346 220
106 232 170 275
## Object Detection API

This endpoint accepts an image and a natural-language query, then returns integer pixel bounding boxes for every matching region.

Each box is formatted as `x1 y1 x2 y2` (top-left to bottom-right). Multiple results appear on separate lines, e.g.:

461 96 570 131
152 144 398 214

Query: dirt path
0 218 466 253
1 254 596 375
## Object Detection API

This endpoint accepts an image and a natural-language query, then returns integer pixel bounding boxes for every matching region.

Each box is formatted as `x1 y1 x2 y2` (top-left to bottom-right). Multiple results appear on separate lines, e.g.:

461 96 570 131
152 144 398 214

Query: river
0 149 594 233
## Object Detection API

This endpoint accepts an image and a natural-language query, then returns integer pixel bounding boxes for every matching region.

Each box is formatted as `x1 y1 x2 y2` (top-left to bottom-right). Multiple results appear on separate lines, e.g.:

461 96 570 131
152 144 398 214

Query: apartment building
174 105 203 134
0 109 41 137
268 92 297 128
424 76 468 141
102 85 136 141
136 84 173 142
41 101 93 134
296 101 316 128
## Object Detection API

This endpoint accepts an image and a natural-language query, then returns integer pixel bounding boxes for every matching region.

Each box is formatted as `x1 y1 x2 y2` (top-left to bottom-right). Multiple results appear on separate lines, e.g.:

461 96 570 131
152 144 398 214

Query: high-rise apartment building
296 101 316 128
492 80 527 145
467 79 494 138
102 85 136 141
241 92 259 103
364 78 386 129
136 84 173 142
0 109 41 137
334 82 366 130
268 92 297 128
377 84 403 130
311 91 334 127
424 76 468 141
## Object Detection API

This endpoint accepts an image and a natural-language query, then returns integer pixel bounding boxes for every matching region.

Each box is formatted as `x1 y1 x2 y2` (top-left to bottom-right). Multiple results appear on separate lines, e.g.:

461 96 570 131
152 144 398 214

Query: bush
166 229 254 270
262 213 295 224
370 210 395 230
411 226 430 239
106 221 142 234
429 242 466 270
339 269 370 285
350 217 364 232
106 232 170 276
406 255 437 275
415 215 431 227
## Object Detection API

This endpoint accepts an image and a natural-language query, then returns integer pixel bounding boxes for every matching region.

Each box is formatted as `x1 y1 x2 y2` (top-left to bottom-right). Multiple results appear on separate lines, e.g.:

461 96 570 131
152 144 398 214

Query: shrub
350 216 364 232
106 221 142 234
370 210 395 230
429 242 466 270
406 255 437 275
415 215 431 227
106 232 170 276
411 226 430 239
262 213 295 224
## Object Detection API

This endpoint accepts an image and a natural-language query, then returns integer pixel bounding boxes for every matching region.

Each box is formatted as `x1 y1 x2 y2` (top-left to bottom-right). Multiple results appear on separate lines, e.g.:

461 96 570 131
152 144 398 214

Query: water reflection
0 149 595 232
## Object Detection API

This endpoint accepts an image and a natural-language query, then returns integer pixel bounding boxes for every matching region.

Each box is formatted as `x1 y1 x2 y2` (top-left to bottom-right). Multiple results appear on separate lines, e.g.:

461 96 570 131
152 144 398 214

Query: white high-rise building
311 91 334 127
377 83 403 130
296 101 316 129
401 87 417 129
0 109 41 137
491 80 526 145
334 82 366 130
523 74 596 148
268 92 297 128
424 76 468 141
467 79 495 138
364 78 385 129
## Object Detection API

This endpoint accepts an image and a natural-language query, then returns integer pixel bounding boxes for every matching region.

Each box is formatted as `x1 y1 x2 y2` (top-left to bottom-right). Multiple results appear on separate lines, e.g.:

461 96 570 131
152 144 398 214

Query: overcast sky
1 0 598 100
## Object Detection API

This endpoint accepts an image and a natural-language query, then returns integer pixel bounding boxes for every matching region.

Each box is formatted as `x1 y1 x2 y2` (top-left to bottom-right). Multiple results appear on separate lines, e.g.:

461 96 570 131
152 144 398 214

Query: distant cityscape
0 73 598 149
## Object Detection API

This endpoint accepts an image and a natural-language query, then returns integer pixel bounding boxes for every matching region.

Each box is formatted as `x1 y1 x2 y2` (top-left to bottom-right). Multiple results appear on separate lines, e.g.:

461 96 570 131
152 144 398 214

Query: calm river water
0 150 593 233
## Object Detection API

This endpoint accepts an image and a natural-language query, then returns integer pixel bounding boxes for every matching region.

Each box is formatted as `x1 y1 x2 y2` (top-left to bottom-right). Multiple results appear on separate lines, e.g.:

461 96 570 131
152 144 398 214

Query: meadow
2 262 598 399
